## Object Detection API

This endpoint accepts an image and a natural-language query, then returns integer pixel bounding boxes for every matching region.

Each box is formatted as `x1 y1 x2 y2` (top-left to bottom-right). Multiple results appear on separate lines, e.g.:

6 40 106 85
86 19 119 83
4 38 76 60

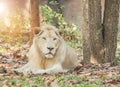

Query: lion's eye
53 38 57 41
42 37 46 40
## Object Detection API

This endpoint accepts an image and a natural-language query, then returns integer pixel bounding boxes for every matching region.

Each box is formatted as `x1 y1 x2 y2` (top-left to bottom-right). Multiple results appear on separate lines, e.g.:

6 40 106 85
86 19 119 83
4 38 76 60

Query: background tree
81 0 91 64
30 0 40 44
81 0 119 65
88 0 104 64
103 0 119 63
81 0 103 65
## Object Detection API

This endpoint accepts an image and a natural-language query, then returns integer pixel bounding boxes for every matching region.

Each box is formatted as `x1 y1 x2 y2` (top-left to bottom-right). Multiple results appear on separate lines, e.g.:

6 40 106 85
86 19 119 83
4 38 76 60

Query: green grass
0 76 44 87
0 74 104 87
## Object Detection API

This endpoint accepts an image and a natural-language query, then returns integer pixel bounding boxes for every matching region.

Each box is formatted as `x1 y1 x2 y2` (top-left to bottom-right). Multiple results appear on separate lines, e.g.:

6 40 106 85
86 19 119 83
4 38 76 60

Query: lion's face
35 26 61 58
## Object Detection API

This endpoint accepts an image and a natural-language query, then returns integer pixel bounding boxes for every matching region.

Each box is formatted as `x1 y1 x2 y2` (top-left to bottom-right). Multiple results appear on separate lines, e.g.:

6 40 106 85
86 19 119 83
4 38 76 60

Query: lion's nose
47 47 54 51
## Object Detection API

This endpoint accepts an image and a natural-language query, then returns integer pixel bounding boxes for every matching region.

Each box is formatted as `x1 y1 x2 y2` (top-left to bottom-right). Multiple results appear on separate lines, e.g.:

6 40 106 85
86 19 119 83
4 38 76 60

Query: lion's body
15 25 78 75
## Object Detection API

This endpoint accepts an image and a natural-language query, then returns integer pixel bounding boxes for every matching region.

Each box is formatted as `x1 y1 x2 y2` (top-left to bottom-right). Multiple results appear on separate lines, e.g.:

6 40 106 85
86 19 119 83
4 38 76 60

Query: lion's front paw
13 68 23 74
32 70 46 75
23 69 33 76
13 68 32 76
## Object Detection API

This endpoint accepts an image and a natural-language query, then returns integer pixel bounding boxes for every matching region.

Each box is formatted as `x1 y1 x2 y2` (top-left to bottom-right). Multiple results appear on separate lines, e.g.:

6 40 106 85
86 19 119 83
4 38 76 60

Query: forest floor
0 32 120 87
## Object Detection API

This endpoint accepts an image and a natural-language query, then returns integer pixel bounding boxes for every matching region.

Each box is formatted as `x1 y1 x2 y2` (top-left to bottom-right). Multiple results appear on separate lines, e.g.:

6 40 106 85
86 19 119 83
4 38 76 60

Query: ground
0 32 120 87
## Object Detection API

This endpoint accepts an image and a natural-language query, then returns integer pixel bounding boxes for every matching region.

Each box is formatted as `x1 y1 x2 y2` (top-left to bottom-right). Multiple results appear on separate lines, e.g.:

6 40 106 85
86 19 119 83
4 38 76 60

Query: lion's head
34 25 62 59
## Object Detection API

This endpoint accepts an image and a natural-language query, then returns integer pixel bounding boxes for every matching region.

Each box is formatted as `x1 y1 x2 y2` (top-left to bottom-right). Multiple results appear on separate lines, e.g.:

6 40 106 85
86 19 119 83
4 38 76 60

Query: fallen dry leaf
79 72 91 77
45 76 55 86
100 72 112 78
103 79 120 85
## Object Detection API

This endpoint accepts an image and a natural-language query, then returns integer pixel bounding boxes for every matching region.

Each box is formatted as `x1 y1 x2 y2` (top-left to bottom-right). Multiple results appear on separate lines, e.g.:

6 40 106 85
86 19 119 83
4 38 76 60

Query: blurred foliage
0 5 82 49
0 8 30 44
0 8 30 34
7 14 30 33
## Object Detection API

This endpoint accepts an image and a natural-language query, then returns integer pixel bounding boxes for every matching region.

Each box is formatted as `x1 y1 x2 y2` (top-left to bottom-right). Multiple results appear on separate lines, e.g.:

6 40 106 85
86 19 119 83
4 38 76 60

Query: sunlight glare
0 3 6 13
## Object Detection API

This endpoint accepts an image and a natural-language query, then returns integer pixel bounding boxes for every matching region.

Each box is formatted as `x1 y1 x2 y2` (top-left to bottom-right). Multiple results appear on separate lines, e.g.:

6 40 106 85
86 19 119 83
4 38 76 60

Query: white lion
15 24 78 75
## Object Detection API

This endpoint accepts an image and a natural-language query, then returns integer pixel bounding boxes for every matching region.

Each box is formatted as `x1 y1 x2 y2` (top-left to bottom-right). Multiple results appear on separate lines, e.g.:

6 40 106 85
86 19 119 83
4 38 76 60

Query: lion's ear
33 27 41 35
58 29 64 36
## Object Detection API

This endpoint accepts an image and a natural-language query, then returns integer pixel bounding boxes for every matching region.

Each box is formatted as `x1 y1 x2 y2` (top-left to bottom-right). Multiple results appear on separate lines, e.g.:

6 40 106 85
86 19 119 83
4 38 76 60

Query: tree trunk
30 0 40 44
81 0 91 64
82 0 104 65
81 0 119 65
103 0 119 63
88 0 104 64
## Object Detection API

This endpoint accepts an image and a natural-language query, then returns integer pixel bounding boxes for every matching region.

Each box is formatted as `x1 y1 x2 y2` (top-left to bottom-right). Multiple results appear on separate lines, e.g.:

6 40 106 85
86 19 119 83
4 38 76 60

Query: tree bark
88 0 104 64
81 0 91 64
82 0 104 65
103 0 119 63
30 0 40 44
